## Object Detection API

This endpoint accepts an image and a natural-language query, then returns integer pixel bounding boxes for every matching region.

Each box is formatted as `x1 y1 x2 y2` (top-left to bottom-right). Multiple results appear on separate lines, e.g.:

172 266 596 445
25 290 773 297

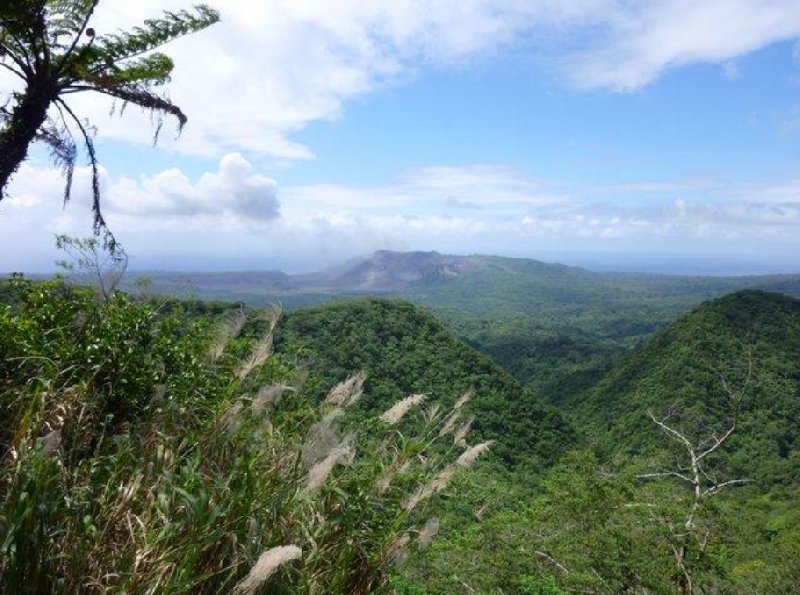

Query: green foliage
577 290 800 486
127 254 800 408
2 273 799 594
399 290 800 594
0 278 482 594
274 297 574 469
404 450 740 594
516 576 566 595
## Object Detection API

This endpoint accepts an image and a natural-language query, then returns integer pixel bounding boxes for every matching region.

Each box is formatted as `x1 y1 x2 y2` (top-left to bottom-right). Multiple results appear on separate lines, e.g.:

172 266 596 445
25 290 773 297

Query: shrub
0 277 488 594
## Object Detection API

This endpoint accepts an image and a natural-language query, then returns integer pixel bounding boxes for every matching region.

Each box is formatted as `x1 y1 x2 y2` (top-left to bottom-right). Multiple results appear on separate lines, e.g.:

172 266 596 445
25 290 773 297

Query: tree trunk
0 79 55 198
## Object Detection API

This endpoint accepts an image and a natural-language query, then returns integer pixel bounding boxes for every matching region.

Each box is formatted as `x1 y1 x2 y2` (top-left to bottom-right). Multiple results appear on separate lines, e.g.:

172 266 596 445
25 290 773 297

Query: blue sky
2 0 800 274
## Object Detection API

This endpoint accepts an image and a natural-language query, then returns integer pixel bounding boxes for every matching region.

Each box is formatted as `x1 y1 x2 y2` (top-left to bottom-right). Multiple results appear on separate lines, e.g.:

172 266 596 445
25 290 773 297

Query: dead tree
638 358 753 594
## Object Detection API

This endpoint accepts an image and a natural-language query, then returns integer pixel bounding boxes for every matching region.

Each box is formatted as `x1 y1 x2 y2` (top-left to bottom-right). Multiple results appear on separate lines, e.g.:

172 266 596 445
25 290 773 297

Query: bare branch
647 410 694 452
637 471 694 484
702 479 752 497
696 421 736 462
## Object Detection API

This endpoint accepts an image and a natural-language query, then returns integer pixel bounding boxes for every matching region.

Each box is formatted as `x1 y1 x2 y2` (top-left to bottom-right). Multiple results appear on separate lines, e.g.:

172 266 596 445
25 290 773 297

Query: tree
55 234 127 299
636 358 754 594
0 0 219 246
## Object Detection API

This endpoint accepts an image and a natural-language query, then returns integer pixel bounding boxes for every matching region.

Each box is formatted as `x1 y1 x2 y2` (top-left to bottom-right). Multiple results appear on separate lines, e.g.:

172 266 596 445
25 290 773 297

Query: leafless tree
638 357 754 594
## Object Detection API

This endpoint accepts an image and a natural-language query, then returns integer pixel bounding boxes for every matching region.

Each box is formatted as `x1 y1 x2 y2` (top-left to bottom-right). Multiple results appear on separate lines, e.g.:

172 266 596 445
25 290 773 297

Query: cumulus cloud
107 154 279 222
18 0 799 160
0 154 281 271
3 160 799 273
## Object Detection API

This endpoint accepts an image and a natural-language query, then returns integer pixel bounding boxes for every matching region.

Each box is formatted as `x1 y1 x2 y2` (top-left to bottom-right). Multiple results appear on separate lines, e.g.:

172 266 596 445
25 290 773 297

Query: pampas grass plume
417 517 440 550
453 389 474 411
304 437 355 494
233 545 302 594
453 417 474 446
438 411 459 438
251 384 294 413
403 465 456 511
235 308 280 379
380 393 426 425
324 371 366 407
455 441 493 468
387 533 410 566
438 389 473 437
209 308 246 362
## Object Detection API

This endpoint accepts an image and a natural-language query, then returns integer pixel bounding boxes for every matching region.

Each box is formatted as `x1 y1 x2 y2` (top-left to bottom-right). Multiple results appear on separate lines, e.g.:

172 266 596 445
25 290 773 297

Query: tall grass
0 277 488 594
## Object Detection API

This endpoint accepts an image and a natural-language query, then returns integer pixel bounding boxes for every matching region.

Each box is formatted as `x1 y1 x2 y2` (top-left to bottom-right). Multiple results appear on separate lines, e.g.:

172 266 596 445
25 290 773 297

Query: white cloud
565 0 800 91
2 160 799 273
282 164 570 215
107 153 279 222
12 0 797 160
0 154 281 271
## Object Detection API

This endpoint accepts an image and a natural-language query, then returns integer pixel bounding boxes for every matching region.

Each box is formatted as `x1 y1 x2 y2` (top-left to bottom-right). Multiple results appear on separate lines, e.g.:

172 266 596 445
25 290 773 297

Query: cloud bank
19 0 800 159
2 157 798 273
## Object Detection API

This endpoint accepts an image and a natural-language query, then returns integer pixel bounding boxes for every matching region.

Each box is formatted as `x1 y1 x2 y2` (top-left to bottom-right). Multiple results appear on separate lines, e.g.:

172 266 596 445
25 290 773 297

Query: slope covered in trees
124 251 800 404
3 270 799 593
273 298 573 469
400 290 800 594
575 290 800 486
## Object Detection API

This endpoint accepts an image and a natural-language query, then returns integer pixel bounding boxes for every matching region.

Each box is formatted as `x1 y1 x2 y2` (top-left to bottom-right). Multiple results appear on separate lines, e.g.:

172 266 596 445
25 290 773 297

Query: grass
0 277 489 594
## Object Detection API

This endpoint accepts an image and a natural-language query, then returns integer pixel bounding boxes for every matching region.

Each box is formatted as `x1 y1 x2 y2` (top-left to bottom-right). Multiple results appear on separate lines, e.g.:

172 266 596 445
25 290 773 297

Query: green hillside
4 273 799 594
401 290 800 594
273 298 573 468
126 253 800 405
576 290 800 485
1 278 515 594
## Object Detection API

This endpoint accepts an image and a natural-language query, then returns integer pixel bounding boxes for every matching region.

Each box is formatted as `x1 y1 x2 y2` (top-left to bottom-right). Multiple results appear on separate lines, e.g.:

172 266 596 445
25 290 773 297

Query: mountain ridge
576 289 800 485
121 249 800 304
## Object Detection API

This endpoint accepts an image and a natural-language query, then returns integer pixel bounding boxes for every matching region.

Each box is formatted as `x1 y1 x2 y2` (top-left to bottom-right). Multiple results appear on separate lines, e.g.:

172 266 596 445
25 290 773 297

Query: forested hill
273 298 573 468
576 290 800 485
121 252 800 404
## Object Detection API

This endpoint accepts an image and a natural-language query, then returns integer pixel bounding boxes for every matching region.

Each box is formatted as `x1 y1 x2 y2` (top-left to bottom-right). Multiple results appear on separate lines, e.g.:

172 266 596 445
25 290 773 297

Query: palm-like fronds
0 0 220 249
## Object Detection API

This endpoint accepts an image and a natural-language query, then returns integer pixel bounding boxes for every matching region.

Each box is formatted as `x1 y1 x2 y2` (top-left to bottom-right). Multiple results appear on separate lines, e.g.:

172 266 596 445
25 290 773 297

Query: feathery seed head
453 417 474 446
209 308 247 361
304 436 355 494
455 441 494 468
380 393 426 425
438 411 460 438
425 404 441 424
387 533 410 566
453 389 474 411
251 384 295 414
324 371 367 407
403 464 456 511
233 545 302 594
302 408 344 463
417 517 440 550
40 429 62 457
219 401 244 433
235 307 281 379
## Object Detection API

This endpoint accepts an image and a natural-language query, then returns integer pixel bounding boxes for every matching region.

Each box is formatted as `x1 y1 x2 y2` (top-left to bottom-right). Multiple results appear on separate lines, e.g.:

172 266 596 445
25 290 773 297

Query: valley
130 250 800 404
109 251 800 592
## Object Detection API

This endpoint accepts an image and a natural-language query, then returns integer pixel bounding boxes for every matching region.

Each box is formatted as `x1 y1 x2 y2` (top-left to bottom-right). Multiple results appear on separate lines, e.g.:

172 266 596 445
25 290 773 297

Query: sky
2 0 800 275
